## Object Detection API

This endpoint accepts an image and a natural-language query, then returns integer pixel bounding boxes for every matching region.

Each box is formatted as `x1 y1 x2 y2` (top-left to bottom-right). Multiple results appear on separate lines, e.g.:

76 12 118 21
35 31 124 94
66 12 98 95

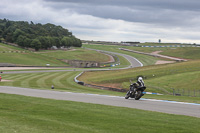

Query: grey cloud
1 0 200 43
44 0 200 28
44 0 200 11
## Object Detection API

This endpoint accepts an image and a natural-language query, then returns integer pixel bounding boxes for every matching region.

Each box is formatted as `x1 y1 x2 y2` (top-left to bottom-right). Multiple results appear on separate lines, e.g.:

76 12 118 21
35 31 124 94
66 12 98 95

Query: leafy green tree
24 38 32 47
75 39 82 47
5 33 13 42
61 37 72 48
38 36 48 49
0 29 2 36
5 21 11 28
16 35 26 47
31 39 41 51
52 37 61 48
13 29 25 42
0 19 82 50
70 36 82 47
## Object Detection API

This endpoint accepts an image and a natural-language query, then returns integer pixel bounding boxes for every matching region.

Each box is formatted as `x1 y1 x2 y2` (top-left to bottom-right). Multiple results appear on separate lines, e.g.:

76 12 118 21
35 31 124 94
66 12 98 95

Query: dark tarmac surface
0 86 199 118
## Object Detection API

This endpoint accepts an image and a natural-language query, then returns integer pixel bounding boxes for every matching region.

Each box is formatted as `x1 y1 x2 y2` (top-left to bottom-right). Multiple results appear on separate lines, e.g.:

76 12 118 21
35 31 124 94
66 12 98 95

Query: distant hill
0 19 82 51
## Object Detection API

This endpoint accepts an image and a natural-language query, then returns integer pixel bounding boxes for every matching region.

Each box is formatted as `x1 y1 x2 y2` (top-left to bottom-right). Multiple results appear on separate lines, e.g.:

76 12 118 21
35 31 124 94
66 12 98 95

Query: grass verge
0 93 200 133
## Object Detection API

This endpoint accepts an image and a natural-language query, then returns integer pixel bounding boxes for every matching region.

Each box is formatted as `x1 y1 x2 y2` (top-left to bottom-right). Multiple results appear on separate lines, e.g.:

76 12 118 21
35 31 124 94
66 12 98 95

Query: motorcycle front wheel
125 91 130 99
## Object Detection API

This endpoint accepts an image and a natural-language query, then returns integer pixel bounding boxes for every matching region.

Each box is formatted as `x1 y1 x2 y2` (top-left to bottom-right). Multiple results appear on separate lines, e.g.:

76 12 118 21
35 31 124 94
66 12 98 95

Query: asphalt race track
0 86 199 118
85 48 143 68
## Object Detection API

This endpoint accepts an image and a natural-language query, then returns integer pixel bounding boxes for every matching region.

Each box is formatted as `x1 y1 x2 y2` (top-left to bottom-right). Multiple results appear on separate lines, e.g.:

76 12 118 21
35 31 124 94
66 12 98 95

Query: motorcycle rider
137 77 145 89
133 77 145 96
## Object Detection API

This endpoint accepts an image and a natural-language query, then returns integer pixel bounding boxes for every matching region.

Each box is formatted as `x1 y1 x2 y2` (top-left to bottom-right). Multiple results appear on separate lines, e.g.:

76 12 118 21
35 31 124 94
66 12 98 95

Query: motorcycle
125 82 146 100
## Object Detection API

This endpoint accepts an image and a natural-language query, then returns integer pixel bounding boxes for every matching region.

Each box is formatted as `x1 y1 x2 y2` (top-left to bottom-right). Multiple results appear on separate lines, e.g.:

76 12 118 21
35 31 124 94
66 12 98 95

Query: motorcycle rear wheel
135 91 142 100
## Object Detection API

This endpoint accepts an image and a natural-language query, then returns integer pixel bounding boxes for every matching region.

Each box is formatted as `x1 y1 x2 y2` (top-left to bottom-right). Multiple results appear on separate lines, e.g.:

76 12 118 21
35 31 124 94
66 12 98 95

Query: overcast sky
1 0 200 43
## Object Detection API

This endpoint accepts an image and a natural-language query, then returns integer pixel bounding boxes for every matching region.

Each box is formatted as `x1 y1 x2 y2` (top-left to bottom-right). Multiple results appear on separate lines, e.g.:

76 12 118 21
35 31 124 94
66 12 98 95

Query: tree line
0 19 82 50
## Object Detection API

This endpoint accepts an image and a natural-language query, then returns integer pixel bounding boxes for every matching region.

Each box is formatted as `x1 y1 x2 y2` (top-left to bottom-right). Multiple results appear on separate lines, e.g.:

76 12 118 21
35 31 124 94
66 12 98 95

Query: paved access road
0 86 199 118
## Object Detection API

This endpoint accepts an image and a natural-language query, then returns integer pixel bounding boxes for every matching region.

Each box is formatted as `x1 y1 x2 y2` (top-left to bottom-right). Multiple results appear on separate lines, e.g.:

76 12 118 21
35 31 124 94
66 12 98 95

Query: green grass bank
79 60 200 95
0 93 200 133
0 43 113 66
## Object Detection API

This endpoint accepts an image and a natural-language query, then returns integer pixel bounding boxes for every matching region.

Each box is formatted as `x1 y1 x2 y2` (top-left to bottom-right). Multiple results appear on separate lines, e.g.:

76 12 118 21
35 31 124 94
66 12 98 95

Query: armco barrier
74 72 85 85
143 92 163 95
